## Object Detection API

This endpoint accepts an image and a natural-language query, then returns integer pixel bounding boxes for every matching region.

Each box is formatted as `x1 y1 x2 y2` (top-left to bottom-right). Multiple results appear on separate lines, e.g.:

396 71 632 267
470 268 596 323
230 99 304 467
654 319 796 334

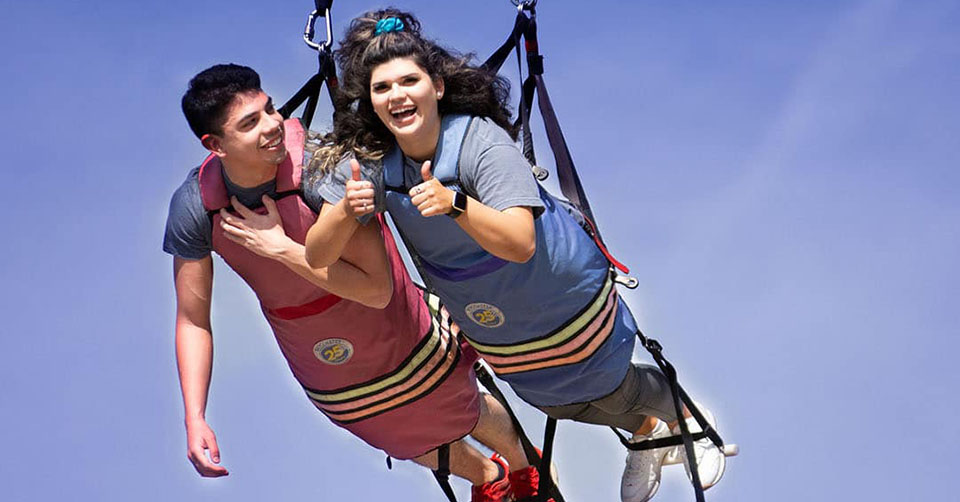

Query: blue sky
2 0 958 500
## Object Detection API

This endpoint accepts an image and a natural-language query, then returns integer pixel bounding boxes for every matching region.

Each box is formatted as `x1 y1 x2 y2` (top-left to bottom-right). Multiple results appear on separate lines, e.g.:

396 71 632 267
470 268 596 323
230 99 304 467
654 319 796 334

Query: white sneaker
621 420 672 502
670 402 726 490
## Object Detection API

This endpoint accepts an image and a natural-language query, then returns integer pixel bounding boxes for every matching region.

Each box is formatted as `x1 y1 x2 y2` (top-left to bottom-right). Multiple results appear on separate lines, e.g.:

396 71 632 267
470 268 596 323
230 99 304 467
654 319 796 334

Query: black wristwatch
447 190 468 219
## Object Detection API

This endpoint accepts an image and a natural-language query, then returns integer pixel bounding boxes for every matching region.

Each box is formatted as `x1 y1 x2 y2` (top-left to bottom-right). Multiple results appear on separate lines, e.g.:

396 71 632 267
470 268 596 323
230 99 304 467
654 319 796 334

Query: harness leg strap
537 417 565 502
637 329 708 502
432 443 457 502
474 363 566 502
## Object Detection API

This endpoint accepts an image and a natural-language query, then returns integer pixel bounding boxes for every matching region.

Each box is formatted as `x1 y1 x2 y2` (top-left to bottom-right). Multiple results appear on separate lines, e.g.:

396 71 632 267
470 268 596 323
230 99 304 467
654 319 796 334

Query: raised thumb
350 159 362 182
421 160 434 182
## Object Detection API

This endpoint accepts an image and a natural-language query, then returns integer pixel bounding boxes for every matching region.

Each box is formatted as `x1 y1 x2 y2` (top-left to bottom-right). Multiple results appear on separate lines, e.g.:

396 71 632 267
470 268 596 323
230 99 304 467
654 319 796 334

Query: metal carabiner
303 7 333 51
510 0 537 11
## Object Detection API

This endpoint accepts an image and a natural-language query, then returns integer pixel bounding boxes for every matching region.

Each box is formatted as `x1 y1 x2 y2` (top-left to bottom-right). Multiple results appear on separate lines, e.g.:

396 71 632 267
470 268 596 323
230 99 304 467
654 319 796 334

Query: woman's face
369 57 444 159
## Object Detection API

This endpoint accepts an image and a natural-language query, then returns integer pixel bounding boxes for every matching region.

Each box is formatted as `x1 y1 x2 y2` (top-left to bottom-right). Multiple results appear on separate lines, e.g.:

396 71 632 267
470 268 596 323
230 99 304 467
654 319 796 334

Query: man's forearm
175 322 214 422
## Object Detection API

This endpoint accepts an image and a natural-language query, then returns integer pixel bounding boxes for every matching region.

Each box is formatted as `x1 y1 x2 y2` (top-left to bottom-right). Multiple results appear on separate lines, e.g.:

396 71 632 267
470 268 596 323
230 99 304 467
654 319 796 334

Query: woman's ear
435 78 445 100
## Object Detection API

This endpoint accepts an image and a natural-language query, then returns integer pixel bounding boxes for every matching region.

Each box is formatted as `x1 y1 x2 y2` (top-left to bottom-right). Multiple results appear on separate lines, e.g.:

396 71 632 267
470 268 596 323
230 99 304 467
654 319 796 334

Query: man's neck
221 159 279 188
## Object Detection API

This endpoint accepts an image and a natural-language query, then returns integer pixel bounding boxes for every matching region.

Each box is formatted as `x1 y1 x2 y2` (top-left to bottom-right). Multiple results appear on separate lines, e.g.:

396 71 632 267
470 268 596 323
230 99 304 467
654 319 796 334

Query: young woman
304 10 726 502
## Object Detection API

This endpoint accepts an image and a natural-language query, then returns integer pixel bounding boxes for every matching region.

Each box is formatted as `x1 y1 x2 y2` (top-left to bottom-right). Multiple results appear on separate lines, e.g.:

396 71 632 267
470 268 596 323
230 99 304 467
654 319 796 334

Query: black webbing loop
482 11 530 73
474 362 566 502
279 49 338 129
432 443 458 502
515 43 537 165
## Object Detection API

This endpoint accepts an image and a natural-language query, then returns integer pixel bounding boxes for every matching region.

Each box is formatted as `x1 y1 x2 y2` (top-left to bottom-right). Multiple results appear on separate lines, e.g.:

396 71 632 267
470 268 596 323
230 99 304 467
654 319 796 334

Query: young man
163 64 539 502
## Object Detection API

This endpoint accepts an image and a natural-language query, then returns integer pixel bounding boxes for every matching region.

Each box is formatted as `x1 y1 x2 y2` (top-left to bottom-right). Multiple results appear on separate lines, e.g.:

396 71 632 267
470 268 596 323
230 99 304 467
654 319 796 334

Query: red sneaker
506 449 556 502
471 454 511 502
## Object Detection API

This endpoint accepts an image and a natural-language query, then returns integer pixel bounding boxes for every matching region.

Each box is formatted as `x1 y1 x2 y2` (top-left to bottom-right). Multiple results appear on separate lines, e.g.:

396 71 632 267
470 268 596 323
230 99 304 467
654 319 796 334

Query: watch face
454 191 468 211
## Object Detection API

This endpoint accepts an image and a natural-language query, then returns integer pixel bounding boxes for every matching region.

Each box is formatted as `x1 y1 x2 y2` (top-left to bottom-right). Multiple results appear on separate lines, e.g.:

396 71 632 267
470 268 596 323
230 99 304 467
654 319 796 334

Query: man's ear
201 134 226 158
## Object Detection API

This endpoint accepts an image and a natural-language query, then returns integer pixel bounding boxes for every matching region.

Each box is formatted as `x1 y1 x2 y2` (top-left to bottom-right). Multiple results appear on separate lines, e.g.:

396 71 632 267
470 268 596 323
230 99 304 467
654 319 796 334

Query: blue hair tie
374 17 405 36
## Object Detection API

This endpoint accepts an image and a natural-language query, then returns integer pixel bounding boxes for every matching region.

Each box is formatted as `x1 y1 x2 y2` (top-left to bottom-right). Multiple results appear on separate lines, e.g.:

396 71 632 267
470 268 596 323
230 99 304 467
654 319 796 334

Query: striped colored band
444 274 619 376
303 319 461 424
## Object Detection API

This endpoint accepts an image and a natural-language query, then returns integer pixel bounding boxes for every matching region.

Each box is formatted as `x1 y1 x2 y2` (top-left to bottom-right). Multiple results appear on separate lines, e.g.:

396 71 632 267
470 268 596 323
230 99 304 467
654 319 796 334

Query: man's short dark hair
182 64 262 139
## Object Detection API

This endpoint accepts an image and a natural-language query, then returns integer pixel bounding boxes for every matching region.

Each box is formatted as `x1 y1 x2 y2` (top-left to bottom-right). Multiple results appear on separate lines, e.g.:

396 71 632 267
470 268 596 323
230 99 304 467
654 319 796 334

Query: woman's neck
396 116 442 162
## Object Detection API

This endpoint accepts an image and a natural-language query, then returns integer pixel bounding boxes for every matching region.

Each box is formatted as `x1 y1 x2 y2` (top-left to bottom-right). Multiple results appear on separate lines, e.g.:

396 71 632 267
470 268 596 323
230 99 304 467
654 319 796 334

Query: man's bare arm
174 256 229 477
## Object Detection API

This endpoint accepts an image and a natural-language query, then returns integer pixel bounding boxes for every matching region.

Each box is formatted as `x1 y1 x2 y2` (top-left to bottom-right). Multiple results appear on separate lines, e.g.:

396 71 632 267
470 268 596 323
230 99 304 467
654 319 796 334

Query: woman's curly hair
307 8 516 172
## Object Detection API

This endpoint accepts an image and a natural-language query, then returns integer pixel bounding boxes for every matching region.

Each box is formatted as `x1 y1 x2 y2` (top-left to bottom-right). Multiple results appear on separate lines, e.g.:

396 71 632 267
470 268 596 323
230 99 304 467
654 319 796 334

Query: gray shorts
535 363 678 433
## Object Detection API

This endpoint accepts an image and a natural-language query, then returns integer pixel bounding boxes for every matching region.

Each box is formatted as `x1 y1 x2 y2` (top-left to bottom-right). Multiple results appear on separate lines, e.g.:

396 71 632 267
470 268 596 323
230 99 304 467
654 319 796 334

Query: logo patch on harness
314 338 354 365
465 303 505 328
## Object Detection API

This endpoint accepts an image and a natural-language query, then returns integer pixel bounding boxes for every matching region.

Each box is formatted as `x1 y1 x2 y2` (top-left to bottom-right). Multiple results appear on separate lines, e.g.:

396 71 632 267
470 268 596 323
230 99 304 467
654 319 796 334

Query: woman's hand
409 160 455 217
345 159 376 218
219 195 292 259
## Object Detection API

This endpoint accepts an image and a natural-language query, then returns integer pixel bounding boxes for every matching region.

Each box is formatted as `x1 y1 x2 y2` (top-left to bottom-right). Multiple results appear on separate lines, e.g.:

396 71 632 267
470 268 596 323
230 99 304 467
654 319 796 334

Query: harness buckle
532 164 549 181
644 337 663 353
303 7 334 52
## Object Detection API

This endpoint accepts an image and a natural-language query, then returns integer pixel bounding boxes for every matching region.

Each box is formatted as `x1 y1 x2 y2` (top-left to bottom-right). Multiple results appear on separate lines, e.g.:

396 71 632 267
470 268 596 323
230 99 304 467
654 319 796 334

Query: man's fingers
219 219 245 239
421 160 433 182
218 208 236 225
261 195 279 216
230 196 255 218
350 159 362 182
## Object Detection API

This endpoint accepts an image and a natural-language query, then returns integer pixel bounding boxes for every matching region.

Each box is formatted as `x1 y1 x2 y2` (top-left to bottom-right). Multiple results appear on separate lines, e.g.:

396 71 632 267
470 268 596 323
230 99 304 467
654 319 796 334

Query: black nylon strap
536 417 563 502
612 427 713 451
432 443 457 502
533 74 597 227
633 330 726 502
499 8 606 242
313 0 332 11
474 363 566 502
482 12 530 73
279 49 338 129
474 364 541 465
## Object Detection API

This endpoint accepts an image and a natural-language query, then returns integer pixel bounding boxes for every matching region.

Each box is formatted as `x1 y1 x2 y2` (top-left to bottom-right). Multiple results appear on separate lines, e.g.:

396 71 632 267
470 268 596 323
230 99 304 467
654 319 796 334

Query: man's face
208 90 286 168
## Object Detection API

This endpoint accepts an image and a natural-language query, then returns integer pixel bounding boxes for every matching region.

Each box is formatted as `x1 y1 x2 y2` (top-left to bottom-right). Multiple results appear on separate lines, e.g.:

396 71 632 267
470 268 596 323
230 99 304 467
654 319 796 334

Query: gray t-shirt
314 117 544 223
162 166 325 259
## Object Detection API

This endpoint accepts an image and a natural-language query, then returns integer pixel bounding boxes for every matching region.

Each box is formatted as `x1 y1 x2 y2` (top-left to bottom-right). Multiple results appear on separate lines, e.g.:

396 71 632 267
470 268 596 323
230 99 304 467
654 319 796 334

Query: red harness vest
197 119 479 459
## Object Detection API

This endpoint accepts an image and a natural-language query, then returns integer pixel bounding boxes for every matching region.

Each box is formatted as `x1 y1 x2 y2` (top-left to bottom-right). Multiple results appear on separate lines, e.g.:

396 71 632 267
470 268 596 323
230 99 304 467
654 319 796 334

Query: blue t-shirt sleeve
314 154 385 225
162 168 213 259
460 118 545 213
